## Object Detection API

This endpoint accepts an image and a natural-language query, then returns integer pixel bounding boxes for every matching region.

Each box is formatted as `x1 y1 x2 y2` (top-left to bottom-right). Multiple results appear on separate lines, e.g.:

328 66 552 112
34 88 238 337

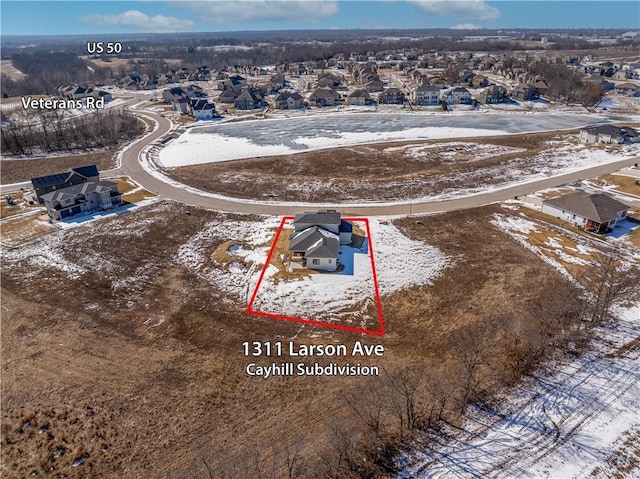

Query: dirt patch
0 150 118 184
0 213 57 248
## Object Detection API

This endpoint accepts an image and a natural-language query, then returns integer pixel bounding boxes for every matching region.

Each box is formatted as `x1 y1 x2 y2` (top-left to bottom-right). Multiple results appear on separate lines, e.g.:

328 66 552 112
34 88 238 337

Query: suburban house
347 89 372 106
541 192 629 233
289 210 353 272
412 84 442 106
511 83 537 101
579 125 640 144
273 91 304 109
190 98 216 120
377 88 406 104
442 86 472 105
364 79 384 92
41 181 122 221
308 88 341 107
234 87 264 110
32 165 99 204
477 85 508 104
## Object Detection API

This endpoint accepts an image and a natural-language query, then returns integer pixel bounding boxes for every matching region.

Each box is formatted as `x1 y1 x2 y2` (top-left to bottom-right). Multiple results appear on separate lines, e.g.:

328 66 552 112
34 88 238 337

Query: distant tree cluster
1 109 144 156
2 52 112 97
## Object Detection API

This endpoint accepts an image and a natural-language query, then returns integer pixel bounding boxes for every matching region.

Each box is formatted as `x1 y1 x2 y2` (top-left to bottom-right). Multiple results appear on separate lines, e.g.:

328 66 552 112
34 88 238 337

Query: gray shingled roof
40 180 118 204
289 226 339 254
306 236 340 259
544 192 629 223
294 210 340 226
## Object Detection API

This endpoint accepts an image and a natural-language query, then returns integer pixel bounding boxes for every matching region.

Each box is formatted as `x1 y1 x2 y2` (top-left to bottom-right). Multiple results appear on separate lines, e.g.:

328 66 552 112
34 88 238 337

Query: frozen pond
159 111 611 168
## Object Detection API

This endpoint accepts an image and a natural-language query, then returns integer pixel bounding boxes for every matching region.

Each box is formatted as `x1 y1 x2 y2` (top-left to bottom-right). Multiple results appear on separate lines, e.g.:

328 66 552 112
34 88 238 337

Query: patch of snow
398 303 640 479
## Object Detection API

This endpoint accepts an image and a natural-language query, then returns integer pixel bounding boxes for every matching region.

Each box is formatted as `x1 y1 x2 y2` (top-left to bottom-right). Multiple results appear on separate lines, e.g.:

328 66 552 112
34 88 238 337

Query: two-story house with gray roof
289 210 353 272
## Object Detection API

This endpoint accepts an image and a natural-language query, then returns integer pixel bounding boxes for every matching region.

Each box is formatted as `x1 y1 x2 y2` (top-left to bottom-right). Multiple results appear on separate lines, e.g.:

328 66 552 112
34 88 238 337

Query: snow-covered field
158 112 611 167
397 303 640 479
175 216 449 328
248 219 449 329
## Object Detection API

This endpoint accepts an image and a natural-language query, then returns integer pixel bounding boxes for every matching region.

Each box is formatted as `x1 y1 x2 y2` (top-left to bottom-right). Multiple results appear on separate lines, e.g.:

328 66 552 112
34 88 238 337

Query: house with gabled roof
190 98 216 120
31 165 99 204
273 91 304 109
308 88 341 107
289 210 353 272
541 192 629 233
579 125 640 144
347 89 372 106
377 88 405 104
41 181 122 221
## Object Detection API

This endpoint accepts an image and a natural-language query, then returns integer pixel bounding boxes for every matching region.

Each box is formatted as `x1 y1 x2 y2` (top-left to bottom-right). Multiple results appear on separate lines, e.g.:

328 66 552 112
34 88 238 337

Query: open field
0 150 118 185
167 130 639 202
0 200 602 478
0 60 27 80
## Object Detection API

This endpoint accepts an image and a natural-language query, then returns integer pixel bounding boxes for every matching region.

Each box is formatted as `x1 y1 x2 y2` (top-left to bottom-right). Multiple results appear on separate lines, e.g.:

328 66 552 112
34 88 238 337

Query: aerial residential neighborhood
1 1 640 478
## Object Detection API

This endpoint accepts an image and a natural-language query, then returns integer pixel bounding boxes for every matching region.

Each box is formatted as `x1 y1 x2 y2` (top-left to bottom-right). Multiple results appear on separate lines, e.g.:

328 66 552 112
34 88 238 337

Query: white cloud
450 23 483 29
409 0 500 21
81 10 195 33
173 1 339 24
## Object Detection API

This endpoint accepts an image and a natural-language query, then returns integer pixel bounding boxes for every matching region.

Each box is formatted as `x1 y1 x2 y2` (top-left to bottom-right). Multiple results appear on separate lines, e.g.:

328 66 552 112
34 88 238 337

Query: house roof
289 226 339 255
581 124 629 137
310 88 339 99
543 192 629 223
305 236 340 259
294 210 341 226
415 84 442 92
40 180 118 205
348 89 370 98
31 165 98 189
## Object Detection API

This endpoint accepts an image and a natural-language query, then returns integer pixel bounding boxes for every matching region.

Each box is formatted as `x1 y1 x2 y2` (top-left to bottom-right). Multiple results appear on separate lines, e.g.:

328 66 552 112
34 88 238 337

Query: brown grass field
0 150 118 184
0 200 633 478
166 130 596 202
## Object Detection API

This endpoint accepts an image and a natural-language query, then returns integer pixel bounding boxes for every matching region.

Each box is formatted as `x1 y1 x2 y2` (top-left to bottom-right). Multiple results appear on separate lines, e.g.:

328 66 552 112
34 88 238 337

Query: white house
190 98 215 120
541 192 629 233
40 180 122 220
289 210 353 271
442 86 472 105
412 84 442 106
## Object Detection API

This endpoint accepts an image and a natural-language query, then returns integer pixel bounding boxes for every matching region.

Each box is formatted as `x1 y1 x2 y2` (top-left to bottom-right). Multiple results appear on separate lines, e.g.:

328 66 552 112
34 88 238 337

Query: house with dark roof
31 165 99 204
541 192 629 233
579 125 640 144
41 181 122 221
289 210 353 271
190 98 216 120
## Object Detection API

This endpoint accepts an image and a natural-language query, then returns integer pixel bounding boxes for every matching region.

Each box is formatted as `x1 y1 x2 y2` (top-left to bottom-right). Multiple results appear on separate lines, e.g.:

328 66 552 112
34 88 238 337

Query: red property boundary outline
246 216 385 336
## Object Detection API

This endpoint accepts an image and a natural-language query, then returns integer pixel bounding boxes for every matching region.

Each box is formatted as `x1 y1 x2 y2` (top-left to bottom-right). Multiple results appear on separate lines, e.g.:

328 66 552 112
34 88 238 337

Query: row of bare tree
1 109 144 156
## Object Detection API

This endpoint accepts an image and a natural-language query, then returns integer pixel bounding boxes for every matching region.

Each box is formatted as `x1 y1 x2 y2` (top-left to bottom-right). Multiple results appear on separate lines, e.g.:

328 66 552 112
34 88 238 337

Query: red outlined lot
246 216 385 336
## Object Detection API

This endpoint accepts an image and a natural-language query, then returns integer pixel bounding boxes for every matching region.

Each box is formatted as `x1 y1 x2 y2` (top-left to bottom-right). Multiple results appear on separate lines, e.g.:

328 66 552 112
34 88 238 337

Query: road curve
122 109 639 216
3 105 639 216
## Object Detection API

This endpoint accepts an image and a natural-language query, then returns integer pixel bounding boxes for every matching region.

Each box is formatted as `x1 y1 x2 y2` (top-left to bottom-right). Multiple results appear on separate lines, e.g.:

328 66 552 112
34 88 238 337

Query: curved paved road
3 105 639 216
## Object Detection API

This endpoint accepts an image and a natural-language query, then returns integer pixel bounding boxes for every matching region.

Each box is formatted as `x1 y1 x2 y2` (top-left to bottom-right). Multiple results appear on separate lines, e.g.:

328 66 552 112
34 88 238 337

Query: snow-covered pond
158 112 612 167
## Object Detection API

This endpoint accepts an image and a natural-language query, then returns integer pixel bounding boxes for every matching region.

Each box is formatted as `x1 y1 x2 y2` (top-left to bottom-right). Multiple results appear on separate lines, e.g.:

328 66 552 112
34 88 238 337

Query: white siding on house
541 203 588 226
308 257 337 272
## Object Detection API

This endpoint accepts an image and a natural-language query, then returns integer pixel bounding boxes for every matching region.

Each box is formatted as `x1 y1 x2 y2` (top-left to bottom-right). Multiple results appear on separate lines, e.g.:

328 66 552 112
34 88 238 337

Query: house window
312 259 320 265
328 259 332 263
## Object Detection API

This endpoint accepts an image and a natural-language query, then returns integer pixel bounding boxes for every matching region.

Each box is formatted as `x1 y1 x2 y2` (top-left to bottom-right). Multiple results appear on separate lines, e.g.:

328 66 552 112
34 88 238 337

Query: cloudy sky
1 1 639 36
